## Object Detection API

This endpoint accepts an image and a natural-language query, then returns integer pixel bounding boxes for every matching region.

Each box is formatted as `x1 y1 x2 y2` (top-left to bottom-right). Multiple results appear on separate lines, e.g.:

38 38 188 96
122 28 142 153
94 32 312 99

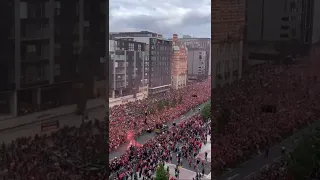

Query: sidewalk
0 98 106 132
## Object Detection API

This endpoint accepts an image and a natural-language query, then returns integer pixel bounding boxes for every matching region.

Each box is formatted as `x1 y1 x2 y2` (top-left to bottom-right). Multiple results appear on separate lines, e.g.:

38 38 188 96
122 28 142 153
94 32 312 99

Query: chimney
173 34 178 45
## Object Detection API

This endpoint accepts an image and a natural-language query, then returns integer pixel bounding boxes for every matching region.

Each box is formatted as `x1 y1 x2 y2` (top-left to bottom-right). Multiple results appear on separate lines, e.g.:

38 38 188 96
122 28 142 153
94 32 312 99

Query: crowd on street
109 79 211 151
0 120 107 180
109 114 211 180
211 63 320 177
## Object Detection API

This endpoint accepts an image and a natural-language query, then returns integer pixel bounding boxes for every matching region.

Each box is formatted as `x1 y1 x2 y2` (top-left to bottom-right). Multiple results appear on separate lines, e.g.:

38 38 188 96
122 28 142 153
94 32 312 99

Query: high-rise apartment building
110 31 173 95
187 49 207 80
109 38 147 98
171 34 188 90
212 0 245 88
176 37 211 79
0 0 107 118
246 0 320 56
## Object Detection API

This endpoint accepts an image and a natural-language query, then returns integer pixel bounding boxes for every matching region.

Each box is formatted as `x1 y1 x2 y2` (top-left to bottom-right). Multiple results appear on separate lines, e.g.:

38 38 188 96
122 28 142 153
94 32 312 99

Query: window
20 2 28 19
280 33 289 38
199 55 202 59
291 28 296 37
54 64 60 76
281 17 289 21
129 43 134 51
281 25 290 30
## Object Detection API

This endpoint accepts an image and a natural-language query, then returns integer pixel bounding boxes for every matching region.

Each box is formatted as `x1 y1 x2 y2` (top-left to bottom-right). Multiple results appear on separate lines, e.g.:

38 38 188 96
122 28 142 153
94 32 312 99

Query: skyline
109 0 211 38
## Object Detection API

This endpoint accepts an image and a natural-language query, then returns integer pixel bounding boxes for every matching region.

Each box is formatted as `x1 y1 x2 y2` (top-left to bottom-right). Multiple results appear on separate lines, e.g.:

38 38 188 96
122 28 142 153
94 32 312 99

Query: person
205 151 208 161
281 146 286 156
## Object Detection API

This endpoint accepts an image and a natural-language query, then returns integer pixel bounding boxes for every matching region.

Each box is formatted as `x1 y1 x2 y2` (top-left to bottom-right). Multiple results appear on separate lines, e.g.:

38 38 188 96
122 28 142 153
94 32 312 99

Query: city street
218 120 320 180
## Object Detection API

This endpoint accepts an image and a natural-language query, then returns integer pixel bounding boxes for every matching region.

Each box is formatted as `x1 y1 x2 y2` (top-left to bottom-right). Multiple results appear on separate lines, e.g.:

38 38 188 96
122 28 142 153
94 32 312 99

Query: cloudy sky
110 0 211 38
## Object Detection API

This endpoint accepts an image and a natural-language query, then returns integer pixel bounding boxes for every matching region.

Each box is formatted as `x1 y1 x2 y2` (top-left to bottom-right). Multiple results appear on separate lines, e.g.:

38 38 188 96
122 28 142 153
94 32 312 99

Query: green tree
201 102 211 122
157 101 164 111
287 129 320 179
155 164 169 180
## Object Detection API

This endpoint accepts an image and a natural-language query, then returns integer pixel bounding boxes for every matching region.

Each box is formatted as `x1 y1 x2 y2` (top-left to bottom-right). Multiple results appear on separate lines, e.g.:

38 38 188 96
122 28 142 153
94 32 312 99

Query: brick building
212 0 245 88
171 34 188 90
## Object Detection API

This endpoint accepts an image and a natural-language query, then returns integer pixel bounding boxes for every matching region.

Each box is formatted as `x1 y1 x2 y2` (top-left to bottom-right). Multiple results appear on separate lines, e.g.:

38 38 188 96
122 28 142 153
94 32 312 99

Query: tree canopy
155 163 169 180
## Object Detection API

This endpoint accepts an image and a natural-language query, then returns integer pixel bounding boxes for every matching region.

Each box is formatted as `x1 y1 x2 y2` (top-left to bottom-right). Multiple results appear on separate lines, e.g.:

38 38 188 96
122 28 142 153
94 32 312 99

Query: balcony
21 28 50 41
114 67 125 74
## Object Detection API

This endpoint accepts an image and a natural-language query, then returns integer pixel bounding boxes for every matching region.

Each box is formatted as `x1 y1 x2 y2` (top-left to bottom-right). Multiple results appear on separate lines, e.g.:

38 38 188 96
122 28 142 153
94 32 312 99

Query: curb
0 105 104 132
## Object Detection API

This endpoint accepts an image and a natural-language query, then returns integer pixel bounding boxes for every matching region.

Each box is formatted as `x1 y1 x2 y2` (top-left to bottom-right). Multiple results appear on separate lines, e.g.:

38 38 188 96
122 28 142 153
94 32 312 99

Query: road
109 102 209 160
218 120 320 180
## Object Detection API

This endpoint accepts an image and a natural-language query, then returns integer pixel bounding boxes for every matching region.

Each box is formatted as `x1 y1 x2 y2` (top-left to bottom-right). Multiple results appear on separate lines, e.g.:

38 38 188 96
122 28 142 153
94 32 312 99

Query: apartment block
187 49 207 80
110 31 173 95
212 0 245 88
247 0 318 58
171 34 188 90
109 38 147 98
0 0 107 118
177 37 211 79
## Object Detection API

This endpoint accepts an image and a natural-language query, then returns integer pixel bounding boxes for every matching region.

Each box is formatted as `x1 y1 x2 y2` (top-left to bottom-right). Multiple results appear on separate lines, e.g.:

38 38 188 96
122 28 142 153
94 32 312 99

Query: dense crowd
109 79 211 151
0 120 107 180
109 114 211 180
251 160 288 180
211 62 320 175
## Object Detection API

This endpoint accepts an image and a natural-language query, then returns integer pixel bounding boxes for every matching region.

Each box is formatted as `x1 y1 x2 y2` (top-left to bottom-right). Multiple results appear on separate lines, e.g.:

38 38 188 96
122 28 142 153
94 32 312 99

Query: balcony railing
22 28 50 40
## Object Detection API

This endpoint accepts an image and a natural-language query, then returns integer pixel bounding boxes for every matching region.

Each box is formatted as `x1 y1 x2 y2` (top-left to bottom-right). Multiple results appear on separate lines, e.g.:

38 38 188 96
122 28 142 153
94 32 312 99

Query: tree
155 164 169 180
201 102 211 122
157 101 164 111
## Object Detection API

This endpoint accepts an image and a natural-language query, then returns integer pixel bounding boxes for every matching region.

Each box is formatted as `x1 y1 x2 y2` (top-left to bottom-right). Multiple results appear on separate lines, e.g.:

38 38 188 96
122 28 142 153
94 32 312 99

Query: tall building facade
171 34 188 90
110 31 172 95
212 0 245 88
187 49 207 80
0 0 107 118
109 38 147 98
246 0 319 56
177 37 211 79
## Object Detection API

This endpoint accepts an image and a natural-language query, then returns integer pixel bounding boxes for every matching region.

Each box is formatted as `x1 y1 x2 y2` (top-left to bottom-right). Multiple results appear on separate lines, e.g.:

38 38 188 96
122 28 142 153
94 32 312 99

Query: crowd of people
0 120 108 180
109 114 211 180
0 79 211 179
211 62 320 176
109 79 211 151
251 160 288 180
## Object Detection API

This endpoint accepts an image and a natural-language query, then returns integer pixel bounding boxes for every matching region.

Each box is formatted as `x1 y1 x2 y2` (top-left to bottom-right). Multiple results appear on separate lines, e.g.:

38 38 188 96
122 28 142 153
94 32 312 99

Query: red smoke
126 131 141 150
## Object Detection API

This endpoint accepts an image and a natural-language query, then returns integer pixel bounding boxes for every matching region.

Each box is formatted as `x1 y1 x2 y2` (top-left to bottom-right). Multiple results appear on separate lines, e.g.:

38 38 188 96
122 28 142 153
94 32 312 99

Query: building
0 0 107 118
109 38 147 98
177 37 211 79
246 0 318 57
110 31 173 95
212 0 245 88
171 34 188 89
187 49 207 80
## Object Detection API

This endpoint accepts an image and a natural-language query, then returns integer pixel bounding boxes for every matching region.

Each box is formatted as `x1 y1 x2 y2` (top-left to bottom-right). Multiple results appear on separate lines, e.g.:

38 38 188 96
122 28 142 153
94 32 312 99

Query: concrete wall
312 0 320 44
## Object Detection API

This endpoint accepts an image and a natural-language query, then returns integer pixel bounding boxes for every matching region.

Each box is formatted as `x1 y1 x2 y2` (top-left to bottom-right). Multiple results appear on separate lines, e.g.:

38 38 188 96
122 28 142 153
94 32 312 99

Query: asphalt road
109 102 209 160
218 120 320 180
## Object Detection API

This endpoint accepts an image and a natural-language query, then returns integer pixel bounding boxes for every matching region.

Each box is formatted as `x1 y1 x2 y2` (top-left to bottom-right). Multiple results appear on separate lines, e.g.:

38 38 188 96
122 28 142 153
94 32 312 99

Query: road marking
244 172 255 179
260 164 269 170
273 156 281 162
227 174 239 180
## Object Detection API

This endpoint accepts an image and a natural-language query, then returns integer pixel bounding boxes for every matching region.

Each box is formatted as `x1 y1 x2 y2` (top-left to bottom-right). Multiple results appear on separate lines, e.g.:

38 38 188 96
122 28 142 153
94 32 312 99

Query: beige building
212 0 245 88
171 34 188 89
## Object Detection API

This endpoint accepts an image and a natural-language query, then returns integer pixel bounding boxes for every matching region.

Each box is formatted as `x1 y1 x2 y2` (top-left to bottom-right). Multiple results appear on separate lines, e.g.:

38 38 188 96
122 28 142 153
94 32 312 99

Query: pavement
0 98 106 132
109 102 209 160
0 107 105 144
218 120 320 180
